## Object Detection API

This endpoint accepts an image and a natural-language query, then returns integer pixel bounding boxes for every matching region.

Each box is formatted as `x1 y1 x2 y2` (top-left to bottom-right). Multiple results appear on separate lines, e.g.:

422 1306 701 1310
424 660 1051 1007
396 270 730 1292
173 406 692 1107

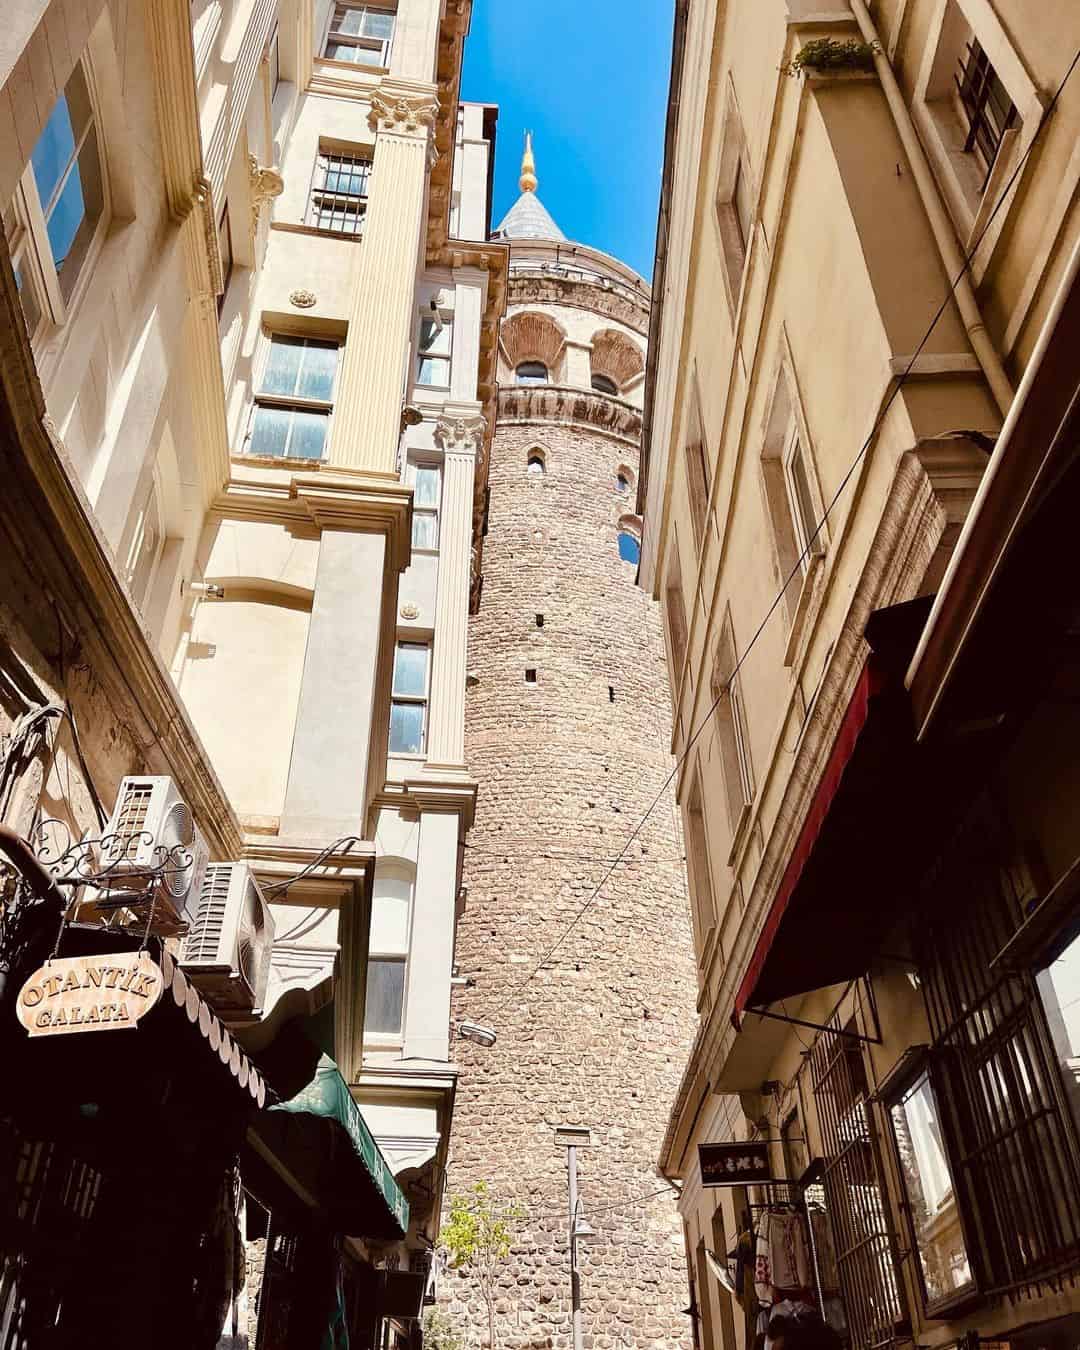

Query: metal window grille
307 151 372 236
1 1117 103 1350
917 819 1080 1296
810 1025 906 1350
955 38 1018 188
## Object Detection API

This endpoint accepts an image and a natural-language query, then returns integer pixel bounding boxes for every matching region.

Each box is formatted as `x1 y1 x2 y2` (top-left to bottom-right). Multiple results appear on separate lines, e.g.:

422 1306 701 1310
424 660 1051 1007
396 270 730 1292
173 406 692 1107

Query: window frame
363 864 413 1045
684 384 711 552
389 639 431 758
913 819 1080 1300
7 56 109 340
913 0 1040 267
320 3 397 70
307 147 372 237
243 331 342 463
879 1048 983 1317
123 474 166 614
416 311 453 389
715 89 754 318
407 457 442 554
760 343 827 666
515 361 549 386
711 615 754 863
216 202 233 316
782 424 826 573
685 769 718 963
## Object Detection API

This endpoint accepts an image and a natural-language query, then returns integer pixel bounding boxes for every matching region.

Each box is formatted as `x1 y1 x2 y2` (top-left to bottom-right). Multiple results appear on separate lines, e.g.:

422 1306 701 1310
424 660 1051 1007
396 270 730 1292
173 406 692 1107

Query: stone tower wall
445 316 698 1350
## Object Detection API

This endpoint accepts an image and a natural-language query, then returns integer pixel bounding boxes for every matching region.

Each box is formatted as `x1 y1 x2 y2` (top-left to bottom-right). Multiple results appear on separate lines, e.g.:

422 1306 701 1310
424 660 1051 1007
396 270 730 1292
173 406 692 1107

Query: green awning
266 1055 409 1239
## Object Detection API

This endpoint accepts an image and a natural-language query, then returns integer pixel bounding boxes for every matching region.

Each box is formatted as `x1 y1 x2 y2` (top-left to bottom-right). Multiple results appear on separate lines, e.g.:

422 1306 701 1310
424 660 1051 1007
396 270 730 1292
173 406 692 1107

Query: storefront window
889 1071 974 1308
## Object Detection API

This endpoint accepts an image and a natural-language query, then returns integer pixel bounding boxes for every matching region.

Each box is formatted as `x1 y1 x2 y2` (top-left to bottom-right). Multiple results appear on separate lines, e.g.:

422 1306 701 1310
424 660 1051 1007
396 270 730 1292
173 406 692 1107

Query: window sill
270 220 364 243
316 57 388 77
410 547 439 559
235 451 329 469
921 1287 983 1321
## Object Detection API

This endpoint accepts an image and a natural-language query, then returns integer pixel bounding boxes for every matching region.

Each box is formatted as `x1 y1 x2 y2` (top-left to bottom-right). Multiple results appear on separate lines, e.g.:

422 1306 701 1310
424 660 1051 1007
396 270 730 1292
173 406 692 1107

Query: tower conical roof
492 132 566 242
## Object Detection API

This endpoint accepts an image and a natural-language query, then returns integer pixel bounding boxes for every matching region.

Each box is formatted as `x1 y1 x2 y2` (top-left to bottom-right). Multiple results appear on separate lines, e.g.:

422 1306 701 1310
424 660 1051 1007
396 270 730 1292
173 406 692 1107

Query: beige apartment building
0 1 505 1345
639 5 1080 1350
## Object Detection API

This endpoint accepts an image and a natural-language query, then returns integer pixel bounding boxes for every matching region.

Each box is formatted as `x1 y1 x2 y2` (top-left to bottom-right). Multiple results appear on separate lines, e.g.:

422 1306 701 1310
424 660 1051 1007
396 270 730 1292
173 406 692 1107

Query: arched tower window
617 513 642 565
501 311 566 383
526 448 546 476
516 361 549 386
618 531 641 564
590 329 645 396
615 464 635 494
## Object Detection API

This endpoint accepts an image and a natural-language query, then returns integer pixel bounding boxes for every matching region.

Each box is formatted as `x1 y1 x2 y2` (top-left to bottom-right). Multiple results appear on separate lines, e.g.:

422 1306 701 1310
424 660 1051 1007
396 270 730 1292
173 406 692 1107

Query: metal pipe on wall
848 0 1015 416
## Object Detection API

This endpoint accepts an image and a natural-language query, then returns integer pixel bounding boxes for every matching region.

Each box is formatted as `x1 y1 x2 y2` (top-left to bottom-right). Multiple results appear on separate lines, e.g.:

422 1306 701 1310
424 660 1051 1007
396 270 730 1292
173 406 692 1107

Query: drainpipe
848 0 1014 416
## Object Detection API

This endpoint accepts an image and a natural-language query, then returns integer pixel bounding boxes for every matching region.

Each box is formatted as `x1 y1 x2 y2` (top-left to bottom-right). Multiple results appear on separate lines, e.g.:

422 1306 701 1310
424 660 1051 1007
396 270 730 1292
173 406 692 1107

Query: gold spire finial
519 130 538 193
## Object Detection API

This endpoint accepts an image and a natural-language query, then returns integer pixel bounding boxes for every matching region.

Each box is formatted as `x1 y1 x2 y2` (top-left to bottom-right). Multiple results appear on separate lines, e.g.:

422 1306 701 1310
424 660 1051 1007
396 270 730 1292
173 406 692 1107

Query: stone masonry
445 262 697 1350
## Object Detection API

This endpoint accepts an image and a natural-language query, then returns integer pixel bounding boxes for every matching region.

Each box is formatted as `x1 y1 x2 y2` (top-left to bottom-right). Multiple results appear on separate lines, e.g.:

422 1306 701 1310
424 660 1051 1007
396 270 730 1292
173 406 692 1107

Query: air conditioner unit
96 775 209 930
180 863 275 1019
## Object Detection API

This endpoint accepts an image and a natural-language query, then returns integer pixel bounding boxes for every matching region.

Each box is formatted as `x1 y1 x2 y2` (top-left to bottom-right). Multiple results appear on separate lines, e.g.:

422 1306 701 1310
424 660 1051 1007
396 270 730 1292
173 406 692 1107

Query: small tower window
525 668 538 685
616 472 630 493
516 361 549 386
618 531 641 565
592 373 618 395
526 453 545 477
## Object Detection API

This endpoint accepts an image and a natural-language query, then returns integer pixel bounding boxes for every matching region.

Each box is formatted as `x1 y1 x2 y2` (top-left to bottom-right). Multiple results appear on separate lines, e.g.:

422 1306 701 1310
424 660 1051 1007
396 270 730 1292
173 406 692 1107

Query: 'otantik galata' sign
16 953 164 1037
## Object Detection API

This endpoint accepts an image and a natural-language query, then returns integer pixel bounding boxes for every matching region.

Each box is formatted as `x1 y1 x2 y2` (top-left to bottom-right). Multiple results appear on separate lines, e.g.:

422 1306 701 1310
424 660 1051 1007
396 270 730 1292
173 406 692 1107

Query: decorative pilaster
425 407 487 769
330 83 440 476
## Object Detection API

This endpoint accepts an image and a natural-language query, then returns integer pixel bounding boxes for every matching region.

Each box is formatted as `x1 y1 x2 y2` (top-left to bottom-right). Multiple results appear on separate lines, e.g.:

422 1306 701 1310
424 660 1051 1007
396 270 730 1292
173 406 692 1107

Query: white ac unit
180 862 275 1019
98 775 209 930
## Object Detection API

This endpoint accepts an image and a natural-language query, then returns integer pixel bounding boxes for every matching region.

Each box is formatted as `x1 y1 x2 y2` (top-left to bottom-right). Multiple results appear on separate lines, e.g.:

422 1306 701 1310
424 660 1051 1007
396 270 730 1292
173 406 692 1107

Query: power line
461 839 686 865
481 44 1080 1024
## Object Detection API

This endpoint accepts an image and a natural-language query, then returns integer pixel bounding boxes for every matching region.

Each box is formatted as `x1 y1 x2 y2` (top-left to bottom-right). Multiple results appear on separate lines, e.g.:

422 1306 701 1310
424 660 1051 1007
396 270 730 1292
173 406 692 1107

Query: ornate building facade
0 2 504 1345
445 144 697 1350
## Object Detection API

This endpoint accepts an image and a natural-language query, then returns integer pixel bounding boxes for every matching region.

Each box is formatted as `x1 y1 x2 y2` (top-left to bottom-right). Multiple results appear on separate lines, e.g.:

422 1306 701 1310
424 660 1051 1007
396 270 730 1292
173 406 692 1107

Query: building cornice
497 385 644 445
506 272 650 337
213 471 414 573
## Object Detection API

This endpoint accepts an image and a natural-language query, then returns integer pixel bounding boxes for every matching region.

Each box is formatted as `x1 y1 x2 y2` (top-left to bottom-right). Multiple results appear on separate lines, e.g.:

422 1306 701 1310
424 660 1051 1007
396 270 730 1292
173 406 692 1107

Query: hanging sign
16 952 164 1037
699 1140 772 1187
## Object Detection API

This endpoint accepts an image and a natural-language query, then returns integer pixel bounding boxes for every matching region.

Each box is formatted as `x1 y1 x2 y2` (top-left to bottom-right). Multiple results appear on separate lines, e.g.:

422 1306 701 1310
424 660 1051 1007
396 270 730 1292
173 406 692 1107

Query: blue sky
460 0 674 280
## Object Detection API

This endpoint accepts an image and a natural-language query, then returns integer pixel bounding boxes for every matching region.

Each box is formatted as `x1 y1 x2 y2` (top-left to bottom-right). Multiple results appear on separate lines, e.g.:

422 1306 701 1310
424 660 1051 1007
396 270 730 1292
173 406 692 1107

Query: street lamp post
555 1126 593 1350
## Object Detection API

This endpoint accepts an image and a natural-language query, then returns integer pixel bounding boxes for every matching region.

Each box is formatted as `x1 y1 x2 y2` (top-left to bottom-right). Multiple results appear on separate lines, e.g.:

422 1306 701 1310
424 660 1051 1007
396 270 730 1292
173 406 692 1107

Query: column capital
369 81 441 138
434 405 488 463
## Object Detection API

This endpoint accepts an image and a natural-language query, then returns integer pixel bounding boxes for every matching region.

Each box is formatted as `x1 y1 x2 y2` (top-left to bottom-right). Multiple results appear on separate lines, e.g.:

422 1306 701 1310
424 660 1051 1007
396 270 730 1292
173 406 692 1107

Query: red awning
733 659 883 1023
732 600 933 1025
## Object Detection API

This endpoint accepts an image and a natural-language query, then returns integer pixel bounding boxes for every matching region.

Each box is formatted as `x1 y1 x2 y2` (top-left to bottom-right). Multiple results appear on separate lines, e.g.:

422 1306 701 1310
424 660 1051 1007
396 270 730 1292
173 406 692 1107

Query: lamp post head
458 1021 497 1047
554 1125 592 1150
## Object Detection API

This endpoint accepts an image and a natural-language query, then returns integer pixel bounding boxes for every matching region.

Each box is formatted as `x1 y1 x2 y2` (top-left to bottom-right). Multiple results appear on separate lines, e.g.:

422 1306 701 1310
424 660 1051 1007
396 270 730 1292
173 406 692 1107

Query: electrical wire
526 1182 681 1229
262 835 366 896
479 43 1080 1025
461 839 686 865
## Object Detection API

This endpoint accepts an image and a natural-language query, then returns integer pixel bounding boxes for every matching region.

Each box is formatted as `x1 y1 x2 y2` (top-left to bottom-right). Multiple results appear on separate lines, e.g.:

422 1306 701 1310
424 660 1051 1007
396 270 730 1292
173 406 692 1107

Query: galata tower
444 136 697 1350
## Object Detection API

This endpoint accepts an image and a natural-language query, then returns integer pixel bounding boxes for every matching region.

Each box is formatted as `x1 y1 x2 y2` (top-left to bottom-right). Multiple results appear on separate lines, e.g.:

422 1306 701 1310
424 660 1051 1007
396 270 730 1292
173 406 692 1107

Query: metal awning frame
743 976 882 1046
